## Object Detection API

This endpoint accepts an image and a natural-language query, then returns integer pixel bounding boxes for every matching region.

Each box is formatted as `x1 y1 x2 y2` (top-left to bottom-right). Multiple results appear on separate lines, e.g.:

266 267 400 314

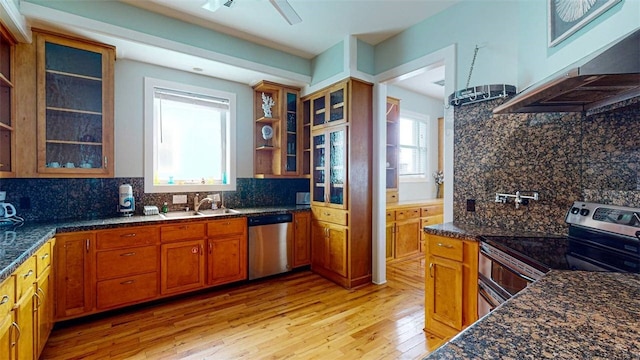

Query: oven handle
478 286 502 308
480 249 537 283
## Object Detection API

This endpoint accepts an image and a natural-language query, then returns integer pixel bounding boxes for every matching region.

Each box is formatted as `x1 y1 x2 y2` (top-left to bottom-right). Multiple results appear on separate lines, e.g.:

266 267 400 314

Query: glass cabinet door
312 133 326 203
0 25 14 177
36 33 114 176
328 86 345 125
328 127 347 207
285 90 298 173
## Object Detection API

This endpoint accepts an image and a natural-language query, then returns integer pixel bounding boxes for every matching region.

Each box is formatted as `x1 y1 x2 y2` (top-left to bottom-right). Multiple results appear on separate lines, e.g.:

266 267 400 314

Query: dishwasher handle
247 213 293 226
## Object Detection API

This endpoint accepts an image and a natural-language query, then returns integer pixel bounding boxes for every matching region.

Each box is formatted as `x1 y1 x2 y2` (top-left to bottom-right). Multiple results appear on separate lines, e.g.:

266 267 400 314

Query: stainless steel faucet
194 193 213 212
495 191 540 209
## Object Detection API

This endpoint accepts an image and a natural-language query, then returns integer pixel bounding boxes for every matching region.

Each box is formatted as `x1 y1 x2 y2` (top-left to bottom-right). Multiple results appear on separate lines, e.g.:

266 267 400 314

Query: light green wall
517 0 639 88
27 0 311 77
374 1 519 91
310 41 344 85
357 39 375 75
114 59 254 178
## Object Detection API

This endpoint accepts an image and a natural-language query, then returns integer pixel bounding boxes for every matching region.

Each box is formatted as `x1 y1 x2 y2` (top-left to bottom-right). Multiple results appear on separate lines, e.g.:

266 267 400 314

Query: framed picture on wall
548 0 622 47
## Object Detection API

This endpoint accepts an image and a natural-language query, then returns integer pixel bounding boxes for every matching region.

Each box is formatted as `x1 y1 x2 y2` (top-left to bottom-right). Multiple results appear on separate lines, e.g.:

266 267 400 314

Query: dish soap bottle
162 202 168 214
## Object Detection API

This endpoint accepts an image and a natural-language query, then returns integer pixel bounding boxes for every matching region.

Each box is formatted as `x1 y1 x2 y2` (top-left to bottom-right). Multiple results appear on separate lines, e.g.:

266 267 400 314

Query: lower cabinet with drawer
386 200 443 260
206 217 247 286
160 222 207 295
424 234 478 340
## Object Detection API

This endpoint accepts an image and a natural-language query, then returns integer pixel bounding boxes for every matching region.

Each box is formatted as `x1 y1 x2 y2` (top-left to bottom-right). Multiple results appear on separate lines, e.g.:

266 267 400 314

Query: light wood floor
42 255 445 359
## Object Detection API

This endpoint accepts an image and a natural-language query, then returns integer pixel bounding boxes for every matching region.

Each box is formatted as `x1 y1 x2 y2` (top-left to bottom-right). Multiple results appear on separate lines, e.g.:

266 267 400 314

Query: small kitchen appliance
118 184 135 216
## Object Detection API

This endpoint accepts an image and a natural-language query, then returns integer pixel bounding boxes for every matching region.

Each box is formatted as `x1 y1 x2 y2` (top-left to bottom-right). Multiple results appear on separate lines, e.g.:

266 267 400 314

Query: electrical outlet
466 199 476 212
173 194 187 204
211 194 221 202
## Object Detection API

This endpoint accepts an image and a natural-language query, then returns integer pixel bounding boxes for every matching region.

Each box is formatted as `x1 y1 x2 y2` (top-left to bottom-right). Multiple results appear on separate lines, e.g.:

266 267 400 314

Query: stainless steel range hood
494 29 640 114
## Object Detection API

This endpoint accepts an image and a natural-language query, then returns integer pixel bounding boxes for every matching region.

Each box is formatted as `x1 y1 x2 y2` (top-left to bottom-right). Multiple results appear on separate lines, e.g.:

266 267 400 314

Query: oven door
479 247 536 297
478 273 510 318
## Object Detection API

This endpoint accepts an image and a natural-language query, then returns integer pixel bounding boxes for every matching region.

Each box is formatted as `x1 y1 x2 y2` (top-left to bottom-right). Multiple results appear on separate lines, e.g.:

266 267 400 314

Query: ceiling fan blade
269 0 302 25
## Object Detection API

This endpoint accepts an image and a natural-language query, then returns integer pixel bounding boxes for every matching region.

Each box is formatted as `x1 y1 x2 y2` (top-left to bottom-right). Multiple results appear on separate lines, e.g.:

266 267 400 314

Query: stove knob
571 207 580 214
580 209 590 216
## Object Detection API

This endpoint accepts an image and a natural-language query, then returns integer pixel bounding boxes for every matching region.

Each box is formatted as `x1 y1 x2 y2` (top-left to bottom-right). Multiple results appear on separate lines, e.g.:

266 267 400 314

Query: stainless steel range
565 201 640 272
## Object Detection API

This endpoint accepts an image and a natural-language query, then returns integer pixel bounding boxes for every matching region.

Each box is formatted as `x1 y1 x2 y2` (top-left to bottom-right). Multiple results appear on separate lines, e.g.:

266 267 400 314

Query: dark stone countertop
423 222 564 242
426 270 640 359
0 205 310 282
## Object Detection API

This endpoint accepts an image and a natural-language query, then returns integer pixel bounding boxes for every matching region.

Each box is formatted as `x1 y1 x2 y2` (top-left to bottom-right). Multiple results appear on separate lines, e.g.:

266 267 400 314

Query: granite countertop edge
0 205 311 282
423 222 566 242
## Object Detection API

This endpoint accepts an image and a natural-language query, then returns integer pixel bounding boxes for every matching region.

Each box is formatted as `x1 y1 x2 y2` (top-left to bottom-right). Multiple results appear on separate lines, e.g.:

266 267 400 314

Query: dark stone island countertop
0 205 310 283
424 222 640 359
426 270 640 359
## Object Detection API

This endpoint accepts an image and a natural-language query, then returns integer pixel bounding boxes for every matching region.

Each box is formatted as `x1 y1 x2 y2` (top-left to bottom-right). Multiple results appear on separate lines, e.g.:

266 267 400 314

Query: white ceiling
26 0 458 99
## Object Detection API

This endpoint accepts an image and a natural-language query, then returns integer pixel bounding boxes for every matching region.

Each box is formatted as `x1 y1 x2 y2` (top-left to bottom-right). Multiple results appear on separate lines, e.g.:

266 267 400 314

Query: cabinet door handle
34 292 42 309
104 156 108 169
11 322 20 343
38 287 45 298
120 252 136 257
86 239 90 252
0 295 8 305
200 244 204 255
120 280 135 285
429 263 434 277
41 252 50 260
209 242 213 254
23 269 33 279
120 233 137 238
437 243 454 249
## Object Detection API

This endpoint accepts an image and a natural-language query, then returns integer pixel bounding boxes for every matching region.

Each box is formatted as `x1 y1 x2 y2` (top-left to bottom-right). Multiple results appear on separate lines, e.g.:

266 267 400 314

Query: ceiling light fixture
269 0 302 25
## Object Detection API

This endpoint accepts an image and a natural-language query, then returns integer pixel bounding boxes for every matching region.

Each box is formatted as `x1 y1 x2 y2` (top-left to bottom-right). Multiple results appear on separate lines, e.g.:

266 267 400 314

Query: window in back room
399 111 428 180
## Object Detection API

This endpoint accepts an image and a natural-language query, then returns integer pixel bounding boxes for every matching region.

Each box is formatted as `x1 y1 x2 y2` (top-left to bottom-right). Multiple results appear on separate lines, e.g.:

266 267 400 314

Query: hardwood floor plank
43 256 444 359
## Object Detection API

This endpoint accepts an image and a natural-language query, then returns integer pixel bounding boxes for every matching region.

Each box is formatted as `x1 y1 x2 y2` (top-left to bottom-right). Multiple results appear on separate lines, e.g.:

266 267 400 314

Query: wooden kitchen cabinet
55 232 95 320
425 234 478 340
161 239 206 295
385 97 400 203
34 239 55 357
0 273 15 359
292 211 311 268
386 199 443 260
253 81 304 178
306 78 372 289
34 30 115 177
311 220 348 278
13 256 36 360
0 23 16 178
206 217 247 286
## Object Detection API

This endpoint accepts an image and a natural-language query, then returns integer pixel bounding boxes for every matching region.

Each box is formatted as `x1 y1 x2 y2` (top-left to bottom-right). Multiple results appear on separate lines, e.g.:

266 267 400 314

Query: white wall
114 59 254 178
387 85 444 201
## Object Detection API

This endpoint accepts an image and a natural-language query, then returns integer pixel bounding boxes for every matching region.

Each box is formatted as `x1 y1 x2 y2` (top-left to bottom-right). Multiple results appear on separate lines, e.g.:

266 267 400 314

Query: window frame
398 110 429 183
144 77 237 193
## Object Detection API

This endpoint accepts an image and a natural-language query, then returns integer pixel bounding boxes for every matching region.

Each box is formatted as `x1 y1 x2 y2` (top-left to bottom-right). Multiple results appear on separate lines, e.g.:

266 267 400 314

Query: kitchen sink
160 208 240 219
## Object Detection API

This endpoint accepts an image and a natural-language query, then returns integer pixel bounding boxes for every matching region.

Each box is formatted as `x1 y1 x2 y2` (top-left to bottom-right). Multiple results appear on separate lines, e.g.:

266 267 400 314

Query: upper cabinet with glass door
0 24 15 178
36 31 115 177
310 82 347 130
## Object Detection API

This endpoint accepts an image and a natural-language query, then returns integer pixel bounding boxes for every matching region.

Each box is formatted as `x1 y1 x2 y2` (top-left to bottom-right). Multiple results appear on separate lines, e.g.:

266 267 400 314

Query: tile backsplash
453 97 640 235
1 177 309 222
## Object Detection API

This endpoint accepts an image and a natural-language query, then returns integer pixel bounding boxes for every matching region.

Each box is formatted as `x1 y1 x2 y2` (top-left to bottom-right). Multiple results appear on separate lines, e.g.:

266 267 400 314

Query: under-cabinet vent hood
494 29 640 114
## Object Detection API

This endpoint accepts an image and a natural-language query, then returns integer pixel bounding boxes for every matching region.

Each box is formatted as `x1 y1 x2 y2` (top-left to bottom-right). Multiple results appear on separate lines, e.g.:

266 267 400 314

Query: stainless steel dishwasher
247 213 293 280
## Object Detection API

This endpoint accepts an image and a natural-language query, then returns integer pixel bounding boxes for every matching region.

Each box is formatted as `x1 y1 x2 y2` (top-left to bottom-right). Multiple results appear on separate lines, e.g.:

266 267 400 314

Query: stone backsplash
1 177 309 222
453 97 640 235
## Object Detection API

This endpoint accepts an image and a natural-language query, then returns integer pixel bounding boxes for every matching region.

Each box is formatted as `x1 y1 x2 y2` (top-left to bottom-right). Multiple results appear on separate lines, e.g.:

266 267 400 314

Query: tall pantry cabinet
303 78 373 289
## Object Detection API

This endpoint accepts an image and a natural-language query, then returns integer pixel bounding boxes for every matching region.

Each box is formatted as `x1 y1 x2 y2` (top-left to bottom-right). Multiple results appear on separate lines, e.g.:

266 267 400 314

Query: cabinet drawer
96 245 158 280
386 191 398 203
207 217 246 237
96 272 157 309
161 222 206 242
97 226 158 250
312 207 348 226
428 236 463 262
421 204 443 217
15 256 36 301
422 214 444 228
35 241 52 277
395 208 420 221
386 211 395 223
0 276 14 317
